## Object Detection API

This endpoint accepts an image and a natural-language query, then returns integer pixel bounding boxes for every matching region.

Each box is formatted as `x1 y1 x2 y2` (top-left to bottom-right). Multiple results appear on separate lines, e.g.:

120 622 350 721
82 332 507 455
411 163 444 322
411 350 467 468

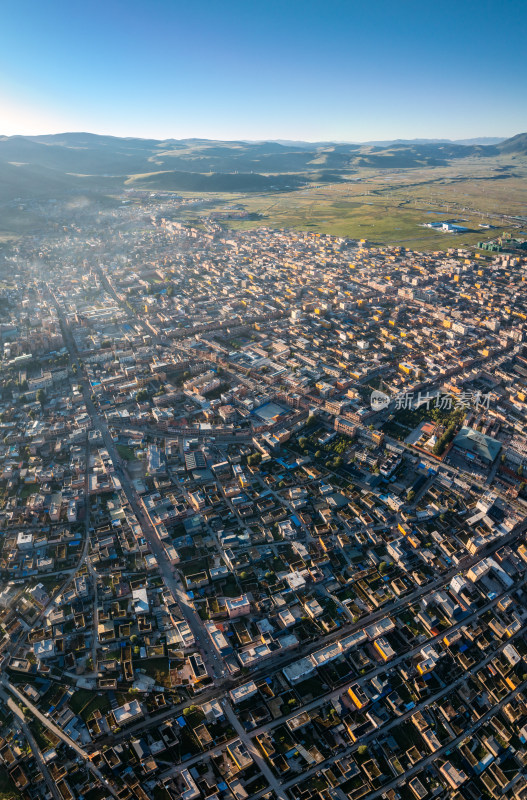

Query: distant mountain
0 132 507 180
497 132 527 154
270 137 507 147
366 137 506 146
453 137 507 146
0 131 523 206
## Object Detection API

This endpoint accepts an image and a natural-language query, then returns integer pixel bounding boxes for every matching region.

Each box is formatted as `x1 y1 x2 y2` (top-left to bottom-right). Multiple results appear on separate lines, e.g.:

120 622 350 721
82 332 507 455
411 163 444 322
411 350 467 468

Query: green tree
298 436 308 449
247 453 262 467
36 388 46 406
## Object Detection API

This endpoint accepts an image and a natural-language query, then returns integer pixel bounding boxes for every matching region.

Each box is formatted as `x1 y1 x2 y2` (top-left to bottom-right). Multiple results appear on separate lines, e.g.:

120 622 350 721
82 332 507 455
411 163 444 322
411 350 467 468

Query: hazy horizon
0 131 514 145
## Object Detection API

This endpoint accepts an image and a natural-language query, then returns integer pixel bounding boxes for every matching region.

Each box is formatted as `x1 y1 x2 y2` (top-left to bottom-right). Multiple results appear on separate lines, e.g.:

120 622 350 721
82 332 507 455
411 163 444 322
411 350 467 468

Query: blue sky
1 0 526 141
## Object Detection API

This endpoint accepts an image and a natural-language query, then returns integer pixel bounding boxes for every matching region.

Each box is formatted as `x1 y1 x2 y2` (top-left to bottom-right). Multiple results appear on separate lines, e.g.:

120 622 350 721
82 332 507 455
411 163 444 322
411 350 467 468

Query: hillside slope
0 131 523 204
497 133 527 154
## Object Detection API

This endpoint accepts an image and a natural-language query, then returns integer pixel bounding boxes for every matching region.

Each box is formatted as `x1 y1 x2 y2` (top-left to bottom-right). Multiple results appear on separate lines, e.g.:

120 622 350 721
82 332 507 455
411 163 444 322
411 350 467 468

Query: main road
52 293 221 679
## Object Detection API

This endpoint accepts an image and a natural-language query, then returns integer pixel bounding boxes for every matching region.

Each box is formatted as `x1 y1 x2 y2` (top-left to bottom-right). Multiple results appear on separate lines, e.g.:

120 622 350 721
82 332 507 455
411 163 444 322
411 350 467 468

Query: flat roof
230 681 258 703
113 699 142 724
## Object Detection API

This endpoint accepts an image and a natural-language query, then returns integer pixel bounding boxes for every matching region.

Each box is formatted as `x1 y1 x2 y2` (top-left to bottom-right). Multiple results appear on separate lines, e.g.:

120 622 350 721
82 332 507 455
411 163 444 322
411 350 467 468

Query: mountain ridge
0 132 524 205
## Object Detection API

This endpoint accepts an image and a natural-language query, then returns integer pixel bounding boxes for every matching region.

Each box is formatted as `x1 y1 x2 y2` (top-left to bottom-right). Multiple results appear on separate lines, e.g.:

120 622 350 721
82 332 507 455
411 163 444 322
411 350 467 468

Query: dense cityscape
0 187 526 800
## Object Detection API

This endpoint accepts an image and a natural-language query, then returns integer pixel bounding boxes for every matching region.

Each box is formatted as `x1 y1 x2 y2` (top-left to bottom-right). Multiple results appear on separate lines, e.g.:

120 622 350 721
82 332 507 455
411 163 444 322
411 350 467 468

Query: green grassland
0 129 526 250
176 156 527 250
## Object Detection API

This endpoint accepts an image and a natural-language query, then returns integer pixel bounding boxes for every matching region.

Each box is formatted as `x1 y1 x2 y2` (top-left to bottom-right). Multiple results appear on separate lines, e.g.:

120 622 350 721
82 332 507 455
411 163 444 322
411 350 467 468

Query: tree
433 420 458 456
136 389 148 402
36 389 46 406
357 745 369 756
406 489 415 502
298 436 308 449
306 414 316 427
315 450 322 459
378 561 388 574
247 453 262 467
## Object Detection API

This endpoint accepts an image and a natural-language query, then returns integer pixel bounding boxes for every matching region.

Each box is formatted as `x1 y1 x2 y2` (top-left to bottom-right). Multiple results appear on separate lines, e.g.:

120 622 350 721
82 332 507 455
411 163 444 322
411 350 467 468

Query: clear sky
1 0 526 141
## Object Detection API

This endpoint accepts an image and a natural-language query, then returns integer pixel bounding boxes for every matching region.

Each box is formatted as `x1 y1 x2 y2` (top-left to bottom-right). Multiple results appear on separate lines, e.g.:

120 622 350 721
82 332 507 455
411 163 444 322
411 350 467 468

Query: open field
176 156 527 250
0 132 525 249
